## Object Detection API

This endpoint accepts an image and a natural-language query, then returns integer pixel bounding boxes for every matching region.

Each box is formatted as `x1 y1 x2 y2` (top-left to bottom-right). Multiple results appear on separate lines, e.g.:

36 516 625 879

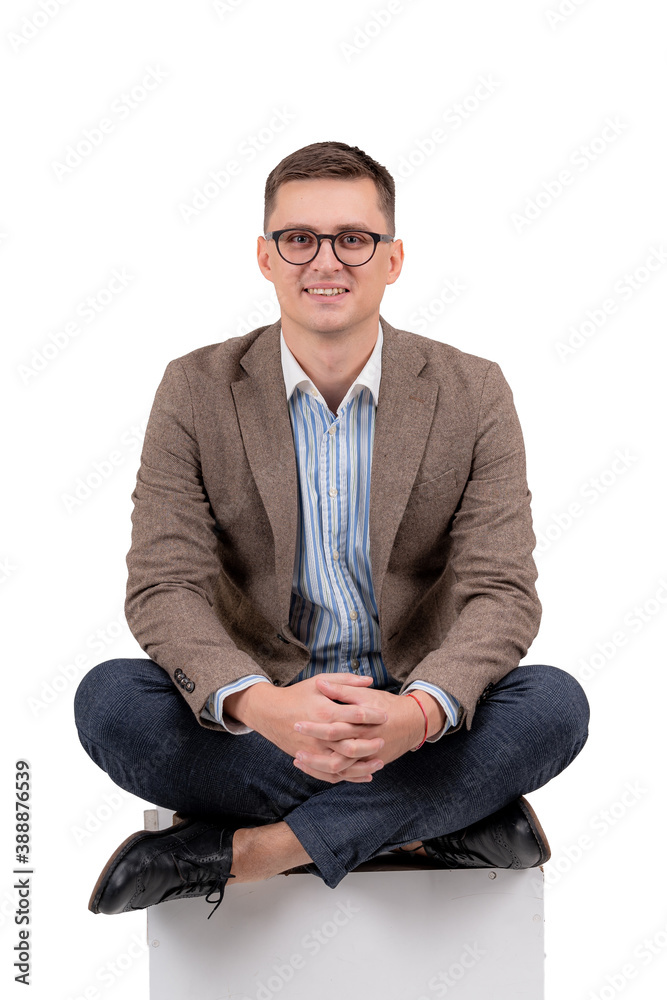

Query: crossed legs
74 659 590 889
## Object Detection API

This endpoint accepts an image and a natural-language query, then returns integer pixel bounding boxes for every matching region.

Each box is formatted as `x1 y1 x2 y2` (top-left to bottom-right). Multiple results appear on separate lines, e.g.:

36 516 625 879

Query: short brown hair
263 141 395 235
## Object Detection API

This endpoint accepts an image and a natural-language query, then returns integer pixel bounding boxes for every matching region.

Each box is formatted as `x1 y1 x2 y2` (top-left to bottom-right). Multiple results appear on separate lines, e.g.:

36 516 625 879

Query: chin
297 309 351 329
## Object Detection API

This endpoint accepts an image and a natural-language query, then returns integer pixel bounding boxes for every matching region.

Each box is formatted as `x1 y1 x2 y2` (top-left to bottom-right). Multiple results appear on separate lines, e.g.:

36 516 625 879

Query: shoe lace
424 831 468 865
203 881 232 919
175 856 236 919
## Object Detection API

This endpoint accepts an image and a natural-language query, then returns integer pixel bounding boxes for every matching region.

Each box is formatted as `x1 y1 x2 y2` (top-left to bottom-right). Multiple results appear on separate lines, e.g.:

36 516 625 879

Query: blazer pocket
409 467 459 505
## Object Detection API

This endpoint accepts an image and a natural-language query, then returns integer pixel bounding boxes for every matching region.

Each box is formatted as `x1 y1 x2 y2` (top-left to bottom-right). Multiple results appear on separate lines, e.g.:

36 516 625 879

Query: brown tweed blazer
125 314 541 733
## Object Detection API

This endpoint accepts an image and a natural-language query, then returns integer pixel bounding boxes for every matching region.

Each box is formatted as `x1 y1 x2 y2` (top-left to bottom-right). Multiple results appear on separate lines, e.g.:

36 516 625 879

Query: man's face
257 176 403 338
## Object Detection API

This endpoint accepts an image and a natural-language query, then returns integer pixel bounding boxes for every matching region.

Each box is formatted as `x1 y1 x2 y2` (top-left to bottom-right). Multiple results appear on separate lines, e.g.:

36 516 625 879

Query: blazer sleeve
400 361 542 732
125 359 271 725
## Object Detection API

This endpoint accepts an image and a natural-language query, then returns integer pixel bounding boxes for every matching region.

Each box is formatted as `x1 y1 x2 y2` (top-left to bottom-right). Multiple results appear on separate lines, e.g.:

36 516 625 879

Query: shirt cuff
402 681 462 742
201 675 273 734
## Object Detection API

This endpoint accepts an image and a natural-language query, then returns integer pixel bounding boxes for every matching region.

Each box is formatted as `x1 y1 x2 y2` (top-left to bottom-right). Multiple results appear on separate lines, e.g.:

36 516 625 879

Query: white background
2 1 666 997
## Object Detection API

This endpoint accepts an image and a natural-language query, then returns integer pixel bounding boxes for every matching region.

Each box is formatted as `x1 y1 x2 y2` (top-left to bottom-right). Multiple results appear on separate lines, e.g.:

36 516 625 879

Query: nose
311 237 343 269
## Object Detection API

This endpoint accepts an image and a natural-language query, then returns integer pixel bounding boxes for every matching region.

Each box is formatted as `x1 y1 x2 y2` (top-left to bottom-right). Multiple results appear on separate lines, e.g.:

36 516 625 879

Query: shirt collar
280 320 382 410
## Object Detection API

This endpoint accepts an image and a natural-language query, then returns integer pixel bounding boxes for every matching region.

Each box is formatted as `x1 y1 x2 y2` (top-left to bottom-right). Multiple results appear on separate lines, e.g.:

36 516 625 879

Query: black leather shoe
422 796 550 869
88 818 235 918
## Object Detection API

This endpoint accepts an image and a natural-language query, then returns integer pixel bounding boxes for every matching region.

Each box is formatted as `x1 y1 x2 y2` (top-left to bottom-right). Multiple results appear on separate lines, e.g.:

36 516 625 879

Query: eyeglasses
264 229 394 266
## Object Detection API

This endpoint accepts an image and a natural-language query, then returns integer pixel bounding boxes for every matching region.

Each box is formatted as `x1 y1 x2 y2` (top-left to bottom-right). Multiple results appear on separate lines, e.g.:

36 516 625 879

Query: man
74 141 589 918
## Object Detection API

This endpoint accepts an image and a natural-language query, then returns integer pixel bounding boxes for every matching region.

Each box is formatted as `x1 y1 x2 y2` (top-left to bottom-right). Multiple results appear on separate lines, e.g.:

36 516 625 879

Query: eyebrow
278 222 374 232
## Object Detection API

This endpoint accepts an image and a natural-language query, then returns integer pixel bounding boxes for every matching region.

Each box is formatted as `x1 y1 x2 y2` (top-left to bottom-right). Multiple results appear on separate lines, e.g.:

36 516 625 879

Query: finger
314 681 389 723
294 749 349 774
293 760 372 784
294 754 382 782
295 748 384 775
293 759 344 783
316 673 374 686
336 756 385 779
296 732 385 759
328 737 385 760
294 718 386 739
316 677 375 703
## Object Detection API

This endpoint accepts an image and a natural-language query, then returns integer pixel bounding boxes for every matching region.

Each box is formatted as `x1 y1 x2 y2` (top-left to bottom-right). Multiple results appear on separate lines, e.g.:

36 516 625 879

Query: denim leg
74 659 589 890
284 662 590 886
73 658 333 828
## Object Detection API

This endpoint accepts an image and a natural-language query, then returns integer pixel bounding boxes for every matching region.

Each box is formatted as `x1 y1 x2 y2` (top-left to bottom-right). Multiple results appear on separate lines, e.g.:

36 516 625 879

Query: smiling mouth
304 288 349 296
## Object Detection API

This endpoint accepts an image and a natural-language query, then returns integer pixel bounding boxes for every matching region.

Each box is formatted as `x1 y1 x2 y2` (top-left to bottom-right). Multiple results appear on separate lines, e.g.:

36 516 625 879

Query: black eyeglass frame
264 229 395 266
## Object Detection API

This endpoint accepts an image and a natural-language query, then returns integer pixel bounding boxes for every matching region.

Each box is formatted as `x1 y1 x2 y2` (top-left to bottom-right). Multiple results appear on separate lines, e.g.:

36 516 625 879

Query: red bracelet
406 692 428 750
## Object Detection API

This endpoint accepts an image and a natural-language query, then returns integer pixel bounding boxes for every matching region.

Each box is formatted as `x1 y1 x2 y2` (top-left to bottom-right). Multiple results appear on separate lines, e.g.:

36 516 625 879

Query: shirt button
351 659 359 668
328 425 336 435
350 610 358 621
328 487 338 497
332 550 339 560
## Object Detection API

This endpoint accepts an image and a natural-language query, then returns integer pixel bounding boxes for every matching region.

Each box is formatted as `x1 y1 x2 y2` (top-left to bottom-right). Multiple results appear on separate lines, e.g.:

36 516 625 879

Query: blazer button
185 681 195 693
273 679 281 685
479 682 494 702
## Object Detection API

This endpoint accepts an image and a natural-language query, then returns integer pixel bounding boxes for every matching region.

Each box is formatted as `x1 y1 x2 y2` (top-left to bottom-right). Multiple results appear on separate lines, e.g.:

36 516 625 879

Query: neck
281 315 379 410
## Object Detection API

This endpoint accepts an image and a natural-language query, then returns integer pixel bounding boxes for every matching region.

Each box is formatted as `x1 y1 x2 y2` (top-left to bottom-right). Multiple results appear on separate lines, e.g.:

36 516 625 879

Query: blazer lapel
231 320 302 638
370 316 438 613
231 315 439 637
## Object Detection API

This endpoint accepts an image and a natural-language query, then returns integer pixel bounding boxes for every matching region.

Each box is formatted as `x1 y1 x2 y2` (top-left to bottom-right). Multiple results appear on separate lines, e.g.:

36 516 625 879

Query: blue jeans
73 659 589 889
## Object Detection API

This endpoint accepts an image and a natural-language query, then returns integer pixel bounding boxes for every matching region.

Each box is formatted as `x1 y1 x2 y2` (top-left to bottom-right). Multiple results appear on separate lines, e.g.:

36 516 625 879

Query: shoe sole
88 818 195 914
516 796 551 865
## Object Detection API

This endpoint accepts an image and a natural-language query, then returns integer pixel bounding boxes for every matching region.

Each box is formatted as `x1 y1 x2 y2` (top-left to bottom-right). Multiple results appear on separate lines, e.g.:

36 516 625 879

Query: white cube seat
146 807 545 1000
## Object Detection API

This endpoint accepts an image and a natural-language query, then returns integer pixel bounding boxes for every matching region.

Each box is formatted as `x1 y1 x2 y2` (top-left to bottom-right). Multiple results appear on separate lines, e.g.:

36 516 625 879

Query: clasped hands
259 673 428 784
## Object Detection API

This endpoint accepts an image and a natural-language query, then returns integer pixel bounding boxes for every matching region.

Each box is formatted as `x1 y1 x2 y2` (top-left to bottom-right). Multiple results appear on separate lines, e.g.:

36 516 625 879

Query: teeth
306 288 347 296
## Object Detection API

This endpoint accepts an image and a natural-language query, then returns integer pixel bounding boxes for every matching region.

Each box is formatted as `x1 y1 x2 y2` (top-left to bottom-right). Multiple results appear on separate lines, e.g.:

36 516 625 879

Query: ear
257 235 274 283
385 238 404 286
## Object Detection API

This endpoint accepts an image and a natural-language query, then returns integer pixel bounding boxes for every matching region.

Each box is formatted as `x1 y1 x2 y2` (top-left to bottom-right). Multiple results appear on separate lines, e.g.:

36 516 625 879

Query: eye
284 230 316 245
338 232 373 246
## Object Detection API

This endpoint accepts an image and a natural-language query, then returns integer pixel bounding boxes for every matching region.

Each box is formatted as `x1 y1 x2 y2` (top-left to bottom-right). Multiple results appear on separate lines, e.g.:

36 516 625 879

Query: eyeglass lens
278 230 376 265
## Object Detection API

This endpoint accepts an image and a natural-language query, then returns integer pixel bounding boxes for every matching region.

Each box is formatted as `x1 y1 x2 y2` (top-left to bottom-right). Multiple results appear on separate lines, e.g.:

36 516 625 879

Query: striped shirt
204 321 461 740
